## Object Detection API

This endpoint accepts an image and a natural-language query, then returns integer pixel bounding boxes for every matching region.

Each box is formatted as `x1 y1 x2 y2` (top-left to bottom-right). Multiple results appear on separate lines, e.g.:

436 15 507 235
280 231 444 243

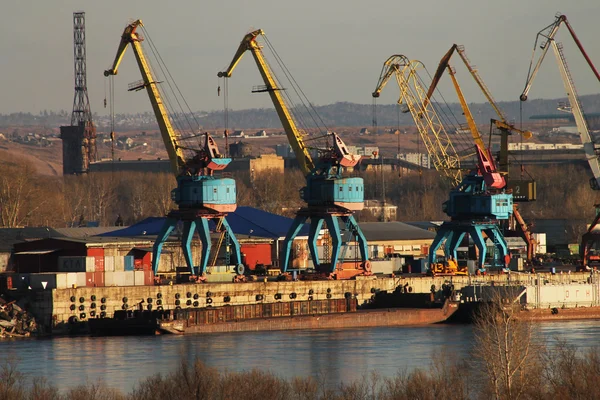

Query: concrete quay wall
27 272 593 331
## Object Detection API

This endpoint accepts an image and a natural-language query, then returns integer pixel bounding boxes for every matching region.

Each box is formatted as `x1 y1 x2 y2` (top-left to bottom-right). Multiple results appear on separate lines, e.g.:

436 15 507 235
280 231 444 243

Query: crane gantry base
152 210 243 277
280 210 369 275
428 221 509 272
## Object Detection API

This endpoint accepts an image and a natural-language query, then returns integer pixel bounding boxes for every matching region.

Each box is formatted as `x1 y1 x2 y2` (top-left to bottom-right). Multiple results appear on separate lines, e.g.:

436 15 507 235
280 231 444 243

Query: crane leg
428 226 449 264
447 231 466 261
341 215 369 262
442 231 455 260
152 217 177 275
469 225 487 271
195 218 212 276
324 215 342 274
485 227 509 268
308 218 324 270
280 215 309 273
181 220 197 275
220 217 245 275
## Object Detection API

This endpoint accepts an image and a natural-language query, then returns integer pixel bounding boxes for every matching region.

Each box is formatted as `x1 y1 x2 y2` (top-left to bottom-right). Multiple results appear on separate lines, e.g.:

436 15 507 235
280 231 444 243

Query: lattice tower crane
425 44 538 262
372 55 513 272
372 55 463 187
104 20 244 279
218 29 371 278
520 13 600 267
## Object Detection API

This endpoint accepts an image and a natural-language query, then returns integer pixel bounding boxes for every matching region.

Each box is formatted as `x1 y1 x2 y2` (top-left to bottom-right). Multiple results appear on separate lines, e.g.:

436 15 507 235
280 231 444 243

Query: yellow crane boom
104 19 185 175
372 55 462 186
218 29 314 175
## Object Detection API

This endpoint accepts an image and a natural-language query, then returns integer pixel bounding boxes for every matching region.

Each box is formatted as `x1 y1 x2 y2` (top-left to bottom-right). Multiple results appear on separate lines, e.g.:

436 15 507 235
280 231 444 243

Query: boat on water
88 297 459 336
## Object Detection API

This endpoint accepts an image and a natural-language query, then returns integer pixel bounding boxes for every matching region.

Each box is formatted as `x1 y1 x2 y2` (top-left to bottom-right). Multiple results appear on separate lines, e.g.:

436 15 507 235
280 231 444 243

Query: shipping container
94 256 105 272
76 272 87 288
66 272 77 288
104 256 115 272
85 271 105 287
57 256 87 272
56 273 68 289
85 257 95 272
143 270 154 286
124 256 135 271
123 271 135 286
106 271 126 287
87 248 105 258
134 270 145 286
240 243 272 270
114 256 125 271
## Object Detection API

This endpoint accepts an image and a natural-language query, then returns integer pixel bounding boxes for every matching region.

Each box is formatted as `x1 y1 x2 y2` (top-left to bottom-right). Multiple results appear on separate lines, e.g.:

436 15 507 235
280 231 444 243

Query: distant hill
1 94 599 131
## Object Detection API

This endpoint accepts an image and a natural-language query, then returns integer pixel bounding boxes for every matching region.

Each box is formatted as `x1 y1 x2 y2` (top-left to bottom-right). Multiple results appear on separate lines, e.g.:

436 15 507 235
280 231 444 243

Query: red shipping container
143 270 154 285
94 271 105 287
94 256 105 272
142 253 152 271
87 248 105 257
240 243 272 270
85 271 105 287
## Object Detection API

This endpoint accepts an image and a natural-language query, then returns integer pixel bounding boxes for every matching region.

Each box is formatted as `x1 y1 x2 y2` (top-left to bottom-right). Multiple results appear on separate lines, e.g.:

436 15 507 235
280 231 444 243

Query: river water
2 321 599 394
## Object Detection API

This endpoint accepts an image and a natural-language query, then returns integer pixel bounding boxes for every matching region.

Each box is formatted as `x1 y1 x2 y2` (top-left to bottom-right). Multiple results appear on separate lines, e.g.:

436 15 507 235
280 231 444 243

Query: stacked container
57 257 87 272
124 256 135 271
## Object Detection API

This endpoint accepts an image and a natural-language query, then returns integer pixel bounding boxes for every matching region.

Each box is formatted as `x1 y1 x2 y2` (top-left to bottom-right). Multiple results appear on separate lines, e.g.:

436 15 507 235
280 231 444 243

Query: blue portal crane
218 29 370 277
104 20 244 279
372 55 513 273
428 145 513 272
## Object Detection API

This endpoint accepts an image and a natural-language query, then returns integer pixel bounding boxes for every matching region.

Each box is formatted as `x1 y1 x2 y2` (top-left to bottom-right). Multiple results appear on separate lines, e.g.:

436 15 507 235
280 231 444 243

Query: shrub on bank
2 343 600 400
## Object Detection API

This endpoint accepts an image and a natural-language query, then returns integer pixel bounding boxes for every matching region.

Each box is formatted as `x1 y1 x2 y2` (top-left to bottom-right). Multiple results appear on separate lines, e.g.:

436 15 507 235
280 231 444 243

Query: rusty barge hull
520 306 600 321
160 305 458 335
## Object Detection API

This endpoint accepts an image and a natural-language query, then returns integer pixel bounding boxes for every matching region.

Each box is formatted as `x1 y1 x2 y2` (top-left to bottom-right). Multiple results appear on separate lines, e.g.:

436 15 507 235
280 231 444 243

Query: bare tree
472 291 543 400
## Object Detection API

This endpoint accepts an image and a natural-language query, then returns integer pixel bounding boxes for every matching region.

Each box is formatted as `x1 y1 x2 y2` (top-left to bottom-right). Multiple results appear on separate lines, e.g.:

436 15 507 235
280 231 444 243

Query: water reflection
1 321 599 393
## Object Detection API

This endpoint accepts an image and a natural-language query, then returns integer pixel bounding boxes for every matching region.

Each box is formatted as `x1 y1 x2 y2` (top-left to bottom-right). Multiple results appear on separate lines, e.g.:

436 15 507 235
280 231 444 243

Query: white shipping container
56 273 68 289
114 271 126 286
532 233 547 246
114 256 125 271
123 271 135 286
104 256 115 272
66 272 78 288
134 270 145 286
85 257 96 272
76 272 87 288
57 256 86 272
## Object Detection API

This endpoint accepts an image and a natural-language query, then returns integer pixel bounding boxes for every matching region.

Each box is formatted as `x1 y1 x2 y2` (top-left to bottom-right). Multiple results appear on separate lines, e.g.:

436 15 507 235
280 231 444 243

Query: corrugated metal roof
14 249 59 255
357 222 437 242
54 227 120 238
99 207 310 240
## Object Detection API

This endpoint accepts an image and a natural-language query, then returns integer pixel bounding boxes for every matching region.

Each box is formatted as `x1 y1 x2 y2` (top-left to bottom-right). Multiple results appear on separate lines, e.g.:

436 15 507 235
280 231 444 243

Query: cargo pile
0 297 37 337
12 255 154 290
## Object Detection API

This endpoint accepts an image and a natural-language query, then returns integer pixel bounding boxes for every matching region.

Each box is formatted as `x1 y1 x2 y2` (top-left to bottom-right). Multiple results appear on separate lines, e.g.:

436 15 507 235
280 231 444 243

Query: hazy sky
1 0 598 116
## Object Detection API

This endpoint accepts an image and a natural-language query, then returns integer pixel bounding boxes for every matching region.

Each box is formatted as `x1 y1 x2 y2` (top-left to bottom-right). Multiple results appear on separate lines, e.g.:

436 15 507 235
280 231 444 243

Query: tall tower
60 11 97 174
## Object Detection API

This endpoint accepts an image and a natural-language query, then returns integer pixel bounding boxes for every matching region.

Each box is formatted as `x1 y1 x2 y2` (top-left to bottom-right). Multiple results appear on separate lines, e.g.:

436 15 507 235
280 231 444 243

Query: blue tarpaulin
97 207 308 239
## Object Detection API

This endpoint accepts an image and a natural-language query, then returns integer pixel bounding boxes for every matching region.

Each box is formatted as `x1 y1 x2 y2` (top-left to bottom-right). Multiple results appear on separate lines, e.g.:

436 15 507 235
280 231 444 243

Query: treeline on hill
1 93 599 130
0 153 598 241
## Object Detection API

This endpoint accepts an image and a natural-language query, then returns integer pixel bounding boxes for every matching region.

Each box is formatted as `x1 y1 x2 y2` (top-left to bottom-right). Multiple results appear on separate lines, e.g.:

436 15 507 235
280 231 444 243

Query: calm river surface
1 321 599 393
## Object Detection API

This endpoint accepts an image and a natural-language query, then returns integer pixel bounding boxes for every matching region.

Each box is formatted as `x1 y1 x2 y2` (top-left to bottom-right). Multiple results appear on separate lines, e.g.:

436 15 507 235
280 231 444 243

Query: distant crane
219 29 370 278
372 55 513 272
520 13 600 267
104 20 244 280
424 44 537 262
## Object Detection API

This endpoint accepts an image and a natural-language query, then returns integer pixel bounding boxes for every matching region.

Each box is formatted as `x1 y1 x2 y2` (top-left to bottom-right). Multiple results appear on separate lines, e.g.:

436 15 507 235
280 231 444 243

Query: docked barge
89 298 458 336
